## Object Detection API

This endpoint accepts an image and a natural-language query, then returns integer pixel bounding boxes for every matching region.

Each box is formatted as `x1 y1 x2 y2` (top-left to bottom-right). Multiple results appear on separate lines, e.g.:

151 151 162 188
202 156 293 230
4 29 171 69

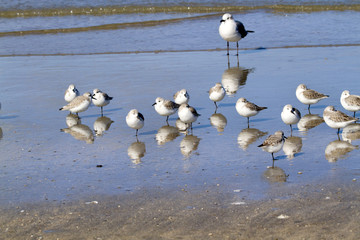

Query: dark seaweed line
1 44 359 57
1 4 360 18
0 13 221 37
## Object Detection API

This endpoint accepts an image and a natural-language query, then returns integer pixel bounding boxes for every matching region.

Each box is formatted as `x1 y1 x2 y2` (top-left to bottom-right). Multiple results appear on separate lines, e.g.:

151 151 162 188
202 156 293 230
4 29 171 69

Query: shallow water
1 45 359 206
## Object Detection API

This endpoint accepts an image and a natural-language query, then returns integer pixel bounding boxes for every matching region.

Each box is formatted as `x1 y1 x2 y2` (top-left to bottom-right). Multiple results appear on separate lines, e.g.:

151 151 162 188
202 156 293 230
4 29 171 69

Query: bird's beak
152 102 156 106
72 89 76 93
284 136 288 139
91 94 97 100
220 19 225 23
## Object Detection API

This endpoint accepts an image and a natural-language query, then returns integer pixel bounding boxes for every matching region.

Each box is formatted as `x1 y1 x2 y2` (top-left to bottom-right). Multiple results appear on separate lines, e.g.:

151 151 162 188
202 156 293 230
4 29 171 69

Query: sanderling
152 97 180 123
173 89 190 105
281 104 301 133
209 82 225 110
219 13 254 55
178 103 201 130
64 84 79 102
236 97 267 127
323 106 358 134
126 109 144 136
59 92 93 115
258 131 287 165
92 89 113 115
296 84 329 111
340 90 360 117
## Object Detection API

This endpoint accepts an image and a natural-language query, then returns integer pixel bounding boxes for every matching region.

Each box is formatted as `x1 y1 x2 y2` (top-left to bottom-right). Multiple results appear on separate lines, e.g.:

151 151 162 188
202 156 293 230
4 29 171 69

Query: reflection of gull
156 125 180 145
94 116 114 136
282 136 303 159
237 128 267 150
128 141 146 164
66 113 81 127
325 140 358 162
297 114 324 131
210 113 227 132
221 67 253 96
180 135 201 157
342 123 360 143
263 167 287 183
61 124 94 144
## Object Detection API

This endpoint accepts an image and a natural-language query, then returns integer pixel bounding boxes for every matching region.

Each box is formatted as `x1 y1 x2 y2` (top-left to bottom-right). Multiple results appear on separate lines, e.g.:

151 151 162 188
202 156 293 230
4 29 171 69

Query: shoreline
1 180 360 239
1 43 360 57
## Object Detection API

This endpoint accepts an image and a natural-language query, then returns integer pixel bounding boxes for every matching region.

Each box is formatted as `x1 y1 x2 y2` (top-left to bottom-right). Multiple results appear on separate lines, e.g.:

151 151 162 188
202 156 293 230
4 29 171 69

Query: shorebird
92 89 113 116
236 97 267 127
173 89 190 105
59 92 93 115
323 106 358 135
340 90 360 118
178 103 201 130
126 109 145 136
258 131 287 167
281 104 301 133
296 84 329 111
219 13 254 55
209 82 225 110
64 84 79 102
152 97 180 123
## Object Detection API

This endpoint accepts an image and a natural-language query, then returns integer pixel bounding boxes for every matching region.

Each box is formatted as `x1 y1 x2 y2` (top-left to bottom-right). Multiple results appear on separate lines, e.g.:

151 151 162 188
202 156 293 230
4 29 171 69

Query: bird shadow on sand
0 115 18 120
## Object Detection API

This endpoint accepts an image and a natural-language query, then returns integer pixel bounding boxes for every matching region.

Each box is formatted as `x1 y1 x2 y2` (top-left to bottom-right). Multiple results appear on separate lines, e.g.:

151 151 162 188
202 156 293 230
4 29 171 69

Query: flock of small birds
58 13 359 166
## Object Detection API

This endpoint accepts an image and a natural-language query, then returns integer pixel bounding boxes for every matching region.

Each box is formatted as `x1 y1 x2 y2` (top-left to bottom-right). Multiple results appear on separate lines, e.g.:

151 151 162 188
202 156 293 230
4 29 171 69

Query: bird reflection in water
210 113 227 133
263 167 288 183
0 127 2 140
325 140 359 162
156 125 180 145
61 123 94 144
93 116 114 136
128 140 146 165
342 123 360 143
221 60 254 97
237 128 267 150
297 114 324 132
65 113 81 127
282 136 303 159
180 135 201 158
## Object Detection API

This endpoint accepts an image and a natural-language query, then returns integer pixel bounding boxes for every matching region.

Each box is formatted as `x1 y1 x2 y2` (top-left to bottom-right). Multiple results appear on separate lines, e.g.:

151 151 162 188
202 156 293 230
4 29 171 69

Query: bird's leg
236 42 239 56
272 158 275 168
247 117 250 128
227 42 229 55
354 112 356 118
290 125 293 136
101 107 103 116
136 129 138 137
166 116 169 125
337 128 340 135
214 102 218 109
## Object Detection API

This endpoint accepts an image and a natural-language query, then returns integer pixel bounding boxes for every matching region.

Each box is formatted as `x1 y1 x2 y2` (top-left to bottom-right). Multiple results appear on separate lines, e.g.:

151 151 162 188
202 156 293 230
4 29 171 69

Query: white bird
258 131 287 166
219 13 254 55
173 89 190 105
92 89 113 116
281 104 301 133
64 84 79 102
323 106 358 135
152 97 180 123
340 90 360 118
296 84 329 111
209 83 225 110
126 109 145 136
236 97 267 127
59 92 93 115
178 104 201 130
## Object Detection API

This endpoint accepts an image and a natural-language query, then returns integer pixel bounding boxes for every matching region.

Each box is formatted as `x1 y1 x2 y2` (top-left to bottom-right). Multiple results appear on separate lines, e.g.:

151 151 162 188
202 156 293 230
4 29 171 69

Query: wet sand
2 181 360 239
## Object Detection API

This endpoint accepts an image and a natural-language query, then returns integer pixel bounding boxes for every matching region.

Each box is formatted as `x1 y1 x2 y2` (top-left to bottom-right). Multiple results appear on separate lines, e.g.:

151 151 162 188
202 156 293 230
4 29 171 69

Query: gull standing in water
209 82 225 111
281 104 301 134
340 90 360 118
126 109 145 136
296 84 329 111
153 97 180 124
173 89 190 105
219 13 254 56
59 92 93 116
258 131 287 167
323 106 358 135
